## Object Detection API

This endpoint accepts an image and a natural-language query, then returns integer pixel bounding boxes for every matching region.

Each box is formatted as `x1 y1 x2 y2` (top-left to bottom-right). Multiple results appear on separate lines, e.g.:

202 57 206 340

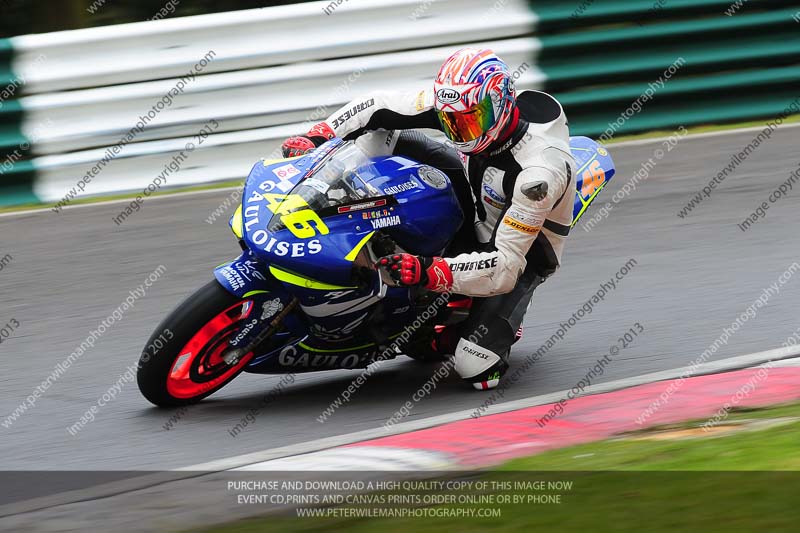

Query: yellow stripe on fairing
262 155 302 166
269 265 357 291
231 205 244 239
243 290 270 297
572 182 609 227
345 232 375 262
571 150 608 227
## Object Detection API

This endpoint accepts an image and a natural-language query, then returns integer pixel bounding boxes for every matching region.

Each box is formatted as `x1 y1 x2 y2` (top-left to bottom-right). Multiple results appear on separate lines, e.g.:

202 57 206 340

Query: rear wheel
137 281 257 407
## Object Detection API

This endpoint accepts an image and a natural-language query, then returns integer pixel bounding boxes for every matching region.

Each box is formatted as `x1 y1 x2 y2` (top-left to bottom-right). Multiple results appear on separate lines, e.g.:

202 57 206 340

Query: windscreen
267 143 384 233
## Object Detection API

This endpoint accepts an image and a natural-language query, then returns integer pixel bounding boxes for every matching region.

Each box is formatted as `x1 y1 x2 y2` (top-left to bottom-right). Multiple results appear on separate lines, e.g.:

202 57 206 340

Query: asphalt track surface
1 125 799 472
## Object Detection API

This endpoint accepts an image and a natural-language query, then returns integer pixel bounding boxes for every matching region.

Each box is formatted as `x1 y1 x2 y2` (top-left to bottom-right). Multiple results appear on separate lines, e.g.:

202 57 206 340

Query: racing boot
453 337 509 390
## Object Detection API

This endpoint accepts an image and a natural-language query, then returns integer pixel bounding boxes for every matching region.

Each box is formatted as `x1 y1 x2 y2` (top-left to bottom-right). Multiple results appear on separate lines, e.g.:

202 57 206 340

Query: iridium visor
437 94 497 143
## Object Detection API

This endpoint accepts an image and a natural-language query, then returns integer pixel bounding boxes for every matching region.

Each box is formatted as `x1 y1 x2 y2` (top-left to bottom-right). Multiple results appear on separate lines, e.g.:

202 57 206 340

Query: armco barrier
0 0 797 206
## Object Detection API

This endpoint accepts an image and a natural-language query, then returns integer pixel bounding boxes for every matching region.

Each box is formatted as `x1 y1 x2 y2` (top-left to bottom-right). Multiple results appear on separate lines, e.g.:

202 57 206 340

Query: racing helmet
433 48 517 155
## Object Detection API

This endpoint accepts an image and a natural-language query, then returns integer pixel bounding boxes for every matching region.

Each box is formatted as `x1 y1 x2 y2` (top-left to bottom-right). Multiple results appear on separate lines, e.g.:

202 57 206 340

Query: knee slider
454 338 501 380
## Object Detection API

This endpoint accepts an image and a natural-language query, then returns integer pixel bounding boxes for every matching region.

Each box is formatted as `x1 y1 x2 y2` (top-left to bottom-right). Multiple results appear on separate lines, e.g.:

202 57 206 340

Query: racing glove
280 122 336 158
377 254 453 293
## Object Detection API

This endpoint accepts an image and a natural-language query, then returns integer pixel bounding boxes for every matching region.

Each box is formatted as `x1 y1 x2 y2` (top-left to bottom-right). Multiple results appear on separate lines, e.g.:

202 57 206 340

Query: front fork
222 297 299 365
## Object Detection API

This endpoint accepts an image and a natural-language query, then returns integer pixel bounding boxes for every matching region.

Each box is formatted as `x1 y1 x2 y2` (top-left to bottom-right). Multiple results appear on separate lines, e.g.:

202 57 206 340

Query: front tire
137 281 257 407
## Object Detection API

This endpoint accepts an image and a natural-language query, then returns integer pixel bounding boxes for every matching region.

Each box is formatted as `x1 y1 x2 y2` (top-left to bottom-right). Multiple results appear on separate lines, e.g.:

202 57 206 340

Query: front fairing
239 140 386 287
238 139 463 287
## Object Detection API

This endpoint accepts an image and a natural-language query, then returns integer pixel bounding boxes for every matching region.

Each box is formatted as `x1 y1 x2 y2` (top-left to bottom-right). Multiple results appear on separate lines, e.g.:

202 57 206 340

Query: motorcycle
137 136 615 406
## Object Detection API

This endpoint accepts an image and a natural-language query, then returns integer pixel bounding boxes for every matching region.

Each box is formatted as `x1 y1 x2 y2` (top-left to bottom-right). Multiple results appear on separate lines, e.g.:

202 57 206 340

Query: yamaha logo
436 88 461 104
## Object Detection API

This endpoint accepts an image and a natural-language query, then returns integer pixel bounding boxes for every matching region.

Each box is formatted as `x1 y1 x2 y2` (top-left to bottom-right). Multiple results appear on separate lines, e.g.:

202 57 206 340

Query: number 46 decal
580 159 606 199
251 191 329 239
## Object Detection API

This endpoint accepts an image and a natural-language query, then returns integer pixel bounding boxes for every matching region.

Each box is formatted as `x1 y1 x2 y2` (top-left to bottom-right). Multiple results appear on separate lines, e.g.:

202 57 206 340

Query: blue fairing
365 155 463 256
240 139 463 287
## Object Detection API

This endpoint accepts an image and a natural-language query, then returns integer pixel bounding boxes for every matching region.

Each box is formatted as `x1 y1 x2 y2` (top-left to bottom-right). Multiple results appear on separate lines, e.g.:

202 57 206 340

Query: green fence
0 38 36 205
533 0 800 137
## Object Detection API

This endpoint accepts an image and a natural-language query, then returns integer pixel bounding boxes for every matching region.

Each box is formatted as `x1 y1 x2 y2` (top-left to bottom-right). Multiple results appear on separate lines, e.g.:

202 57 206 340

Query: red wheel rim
166 300 256 399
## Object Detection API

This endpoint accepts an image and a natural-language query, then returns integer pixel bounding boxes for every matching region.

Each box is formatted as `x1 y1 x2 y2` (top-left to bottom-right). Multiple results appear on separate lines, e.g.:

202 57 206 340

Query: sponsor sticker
370 215 402 229
220 267 245 291
483 184 504 201
261 298 284 320
220 260 267 292
235 260 267 282
361 209 391 220
303 177 330 194
415 90 426 112
506 207 544 227
383 181 420 195
337 198 389 214
278 345 368 369
436 88 461 105
483 195 504 210
230 318 258 346
503 216 541 235
273 163 300 180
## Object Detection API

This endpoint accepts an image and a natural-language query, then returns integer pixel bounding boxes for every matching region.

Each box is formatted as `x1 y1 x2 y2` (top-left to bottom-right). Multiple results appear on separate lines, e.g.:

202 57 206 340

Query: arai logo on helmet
436 88 461 105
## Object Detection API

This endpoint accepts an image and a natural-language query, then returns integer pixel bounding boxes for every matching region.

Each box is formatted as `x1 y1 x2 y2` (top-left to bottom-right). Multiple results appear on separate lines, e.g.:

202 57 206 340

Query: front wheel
137 281 257 407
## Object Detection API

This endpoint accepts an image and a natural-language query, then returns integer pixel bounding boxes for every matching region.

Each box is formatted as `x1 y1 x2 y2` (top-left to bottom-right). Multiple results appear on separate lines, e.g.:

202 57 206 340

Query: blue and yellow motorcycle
137 137 614 406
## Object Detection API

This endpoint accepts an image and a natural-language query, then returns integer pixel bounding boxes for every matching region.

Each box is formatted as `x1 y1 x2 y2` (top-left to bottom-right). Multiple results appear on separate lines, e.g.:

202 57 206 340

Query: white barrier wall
7 0 539 204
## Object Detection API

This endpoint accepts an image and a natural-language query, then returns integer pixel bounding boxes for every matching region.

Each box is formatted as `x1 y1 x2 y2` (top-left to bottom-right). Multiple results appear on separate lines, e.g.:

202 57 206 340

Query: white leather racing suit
322 88 575 385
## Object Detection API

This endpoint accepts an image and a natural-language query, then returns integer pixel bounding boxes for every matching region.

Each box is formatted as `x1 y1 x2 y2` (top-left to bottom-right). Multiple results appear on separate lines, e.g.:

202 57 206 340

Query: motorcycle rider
281 48 574 390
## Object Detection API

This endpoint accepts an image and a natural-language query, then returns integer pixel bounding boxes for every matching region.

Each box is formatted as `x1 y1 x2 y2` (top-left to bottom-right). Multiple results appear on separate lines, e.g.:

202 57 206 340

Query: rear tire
137 281 255 407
